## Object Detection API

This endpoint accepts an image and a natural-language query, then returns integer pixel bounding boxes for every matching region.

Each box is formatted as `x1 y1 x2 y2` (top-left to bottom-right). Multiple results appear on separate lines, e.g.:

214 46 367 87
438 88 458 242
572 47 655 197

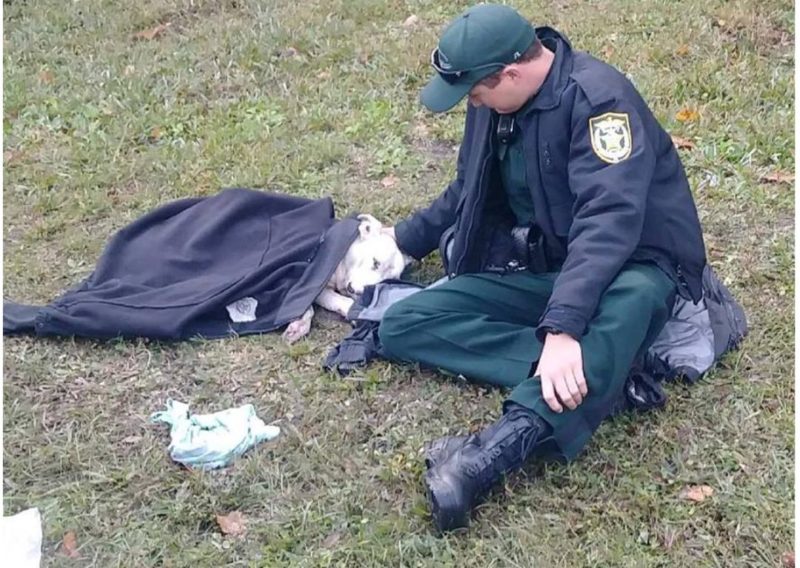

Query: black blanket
4 188 359 340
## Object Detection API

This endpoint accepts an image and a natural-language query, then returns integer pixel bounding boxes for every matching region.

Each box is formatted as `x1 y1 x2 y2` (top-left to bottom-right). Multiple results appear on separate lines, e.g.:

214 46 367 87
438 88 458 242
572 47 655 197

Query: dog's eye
372 258 381 270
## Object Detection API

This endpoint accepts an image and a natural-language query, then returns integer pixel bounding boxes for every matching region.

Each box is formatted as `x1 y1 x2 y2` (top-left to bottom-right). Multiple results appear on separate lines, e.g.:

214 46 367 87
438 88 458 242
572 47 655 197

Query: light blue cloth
150 399 280 470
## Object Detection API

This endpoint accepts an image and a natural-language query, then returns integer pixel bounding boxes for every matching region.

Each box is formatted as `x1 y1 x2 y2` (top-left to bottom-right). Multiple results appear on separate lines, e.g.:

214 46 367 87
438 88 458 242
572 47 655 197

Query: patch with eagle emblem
589 112 632 164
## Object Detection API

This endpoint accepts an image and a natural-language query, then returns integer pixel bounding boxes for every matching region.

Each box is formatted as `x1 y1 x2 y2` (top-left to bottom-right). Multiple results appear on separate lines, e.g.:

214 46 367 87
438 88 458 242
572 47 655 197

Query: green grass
3 0 794 566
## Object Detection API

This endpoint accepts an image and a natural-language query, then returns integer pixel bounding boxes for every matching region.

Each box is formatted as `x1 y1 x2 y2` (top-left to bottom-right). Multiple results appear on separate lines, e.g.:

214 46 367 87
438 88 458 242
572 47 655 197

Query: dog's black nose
346 283 355 295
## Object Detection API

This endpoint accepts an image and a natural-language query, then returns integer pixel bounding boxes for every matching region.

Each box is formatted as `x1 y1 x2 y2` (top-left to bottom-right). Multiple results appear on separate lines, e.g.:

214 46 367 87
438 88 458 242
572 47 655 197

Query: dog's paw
335 297 355 319
282 318 311 343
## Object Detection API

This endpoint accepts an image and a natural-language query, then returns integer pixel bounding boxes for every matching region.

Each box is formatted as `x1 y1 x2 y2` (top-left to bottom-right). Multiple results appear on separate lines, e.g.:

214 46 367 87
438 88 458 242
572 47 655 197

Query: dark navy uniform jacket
395 27 707 340
4 189 359 340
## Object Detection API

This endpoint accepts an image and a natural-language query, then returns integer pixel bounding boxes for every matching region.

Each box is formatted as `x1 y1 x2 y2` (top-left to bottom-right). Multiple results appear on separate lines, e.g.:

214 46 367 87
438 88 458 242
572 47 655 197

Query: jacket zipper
455 118 496 277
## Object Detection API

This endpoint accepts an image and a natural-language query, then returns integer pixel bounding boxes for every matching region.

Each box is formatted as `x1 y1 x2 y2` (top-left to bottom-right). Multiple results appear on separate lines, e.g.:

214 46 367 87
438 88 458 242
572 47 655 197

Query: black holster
440 222 555 276
511 225 550 274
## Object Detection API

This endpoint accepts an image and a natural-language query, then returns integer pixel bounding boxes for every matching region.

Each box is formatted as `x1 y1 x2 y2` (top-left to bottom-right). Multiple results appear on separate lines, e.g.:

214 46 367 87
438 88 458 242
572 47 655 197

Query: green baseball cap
421 4 537 113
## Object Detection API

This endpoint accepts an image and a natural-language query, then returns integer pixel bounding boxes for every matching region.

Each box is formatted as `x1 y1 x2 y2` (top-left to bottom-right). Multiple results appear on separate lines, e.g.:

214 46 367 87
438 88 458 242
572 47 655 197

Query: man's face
467 71 525 114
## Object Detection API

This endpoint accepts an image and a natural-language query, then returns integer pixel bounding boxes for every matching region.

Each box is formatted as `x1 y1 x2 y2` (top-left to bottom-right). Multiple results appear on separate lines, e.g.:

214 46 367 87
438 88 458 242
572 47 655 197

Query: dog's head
335 214 409 297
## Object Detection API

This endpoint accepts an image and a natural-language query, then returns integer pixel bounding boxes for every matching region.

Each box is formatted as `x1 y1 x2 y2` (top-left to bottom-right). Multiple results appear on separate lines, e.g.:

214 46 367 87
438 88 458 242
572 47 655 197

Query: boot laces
464 419 541 492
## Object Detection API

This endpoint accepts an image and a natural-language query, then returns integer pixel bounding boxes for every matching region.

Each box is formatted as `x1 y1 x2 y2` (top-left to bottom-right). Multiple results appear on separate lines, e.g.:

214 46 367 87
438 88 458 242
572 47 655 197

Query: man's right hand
534 332 588 413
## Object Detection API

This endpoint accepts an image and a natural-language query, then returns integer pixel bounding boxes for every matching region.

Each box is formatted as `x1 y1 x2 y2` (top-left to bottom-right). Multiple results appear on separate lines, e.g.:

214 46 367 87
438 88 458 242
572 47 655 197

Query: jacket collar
523 26 573 112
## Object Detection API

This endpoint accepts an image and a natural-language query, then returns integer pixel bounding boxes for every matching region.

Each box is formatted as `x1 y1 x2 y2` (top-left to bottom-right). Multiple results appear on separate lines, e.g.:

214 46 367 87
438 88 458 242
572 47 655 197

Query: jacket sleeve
394 164 464 260
393 106 477 260
536 92 656 340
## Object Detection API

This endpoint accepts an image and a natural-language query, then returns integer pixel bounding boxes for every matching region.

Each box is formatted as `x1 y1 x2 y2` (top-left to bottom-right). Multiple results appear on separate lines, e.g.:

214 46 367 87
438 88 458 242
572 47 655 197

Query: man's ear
357 214 383 240
504 66 521 81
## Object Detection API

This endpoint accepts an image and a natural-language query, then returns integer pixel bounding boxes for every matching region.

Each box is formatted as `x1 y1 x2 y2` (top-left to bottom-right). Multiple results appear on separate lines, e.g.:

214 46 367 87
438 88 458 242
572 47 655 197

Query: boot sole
424 470 470 533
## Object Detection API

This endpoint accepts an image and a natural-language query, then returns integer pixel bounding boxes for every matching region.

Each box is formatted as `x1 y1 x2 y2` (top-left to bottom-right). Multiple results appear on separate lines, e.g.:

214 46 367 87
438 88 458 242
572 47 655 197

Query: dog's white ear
357 214 383 240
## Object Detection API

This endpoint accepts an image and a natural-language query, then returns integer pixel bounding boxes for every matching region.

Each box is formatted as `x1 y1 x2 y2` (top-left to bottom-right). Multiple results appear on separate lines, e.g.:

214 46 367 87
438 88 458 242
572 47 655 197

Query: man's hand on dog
535 333 588 413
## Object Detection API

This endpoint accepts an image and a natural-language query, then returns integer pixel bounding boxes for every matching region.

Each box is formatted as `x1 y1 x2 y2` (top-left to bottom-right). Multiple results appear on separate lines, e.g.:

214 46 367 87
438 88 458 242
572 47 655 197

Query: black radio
496 114 517 145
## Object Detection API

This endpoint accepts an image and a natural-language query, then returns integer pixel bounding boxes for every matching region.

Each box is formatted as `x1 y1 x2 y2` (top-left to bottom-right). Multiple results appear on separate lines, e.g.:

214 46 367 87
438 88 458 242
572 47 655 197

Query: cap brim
420 73 474 113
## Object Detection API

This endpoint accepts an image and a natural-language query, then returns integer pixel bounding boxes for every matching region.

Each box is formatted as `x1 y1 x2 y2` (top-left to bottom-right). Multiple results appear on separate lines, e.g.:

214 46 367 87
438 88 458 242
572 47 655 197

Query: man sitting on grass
378 4 708 532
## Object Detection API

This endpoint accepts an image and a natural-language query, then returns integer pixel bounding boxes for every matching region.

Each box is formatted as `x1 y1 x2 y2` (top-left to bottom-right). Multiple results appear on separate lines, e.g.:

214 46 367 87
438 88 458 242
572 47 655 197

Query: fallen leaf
782 551 795 568
403 15 419 28
675 108 700 122
216 511 247 538
675 44 690 56
321 530 344 548
679 485 714 502
132 22 172 41
760 171 794 185
601 45 615 59
380 175 399 188
671 135 695 150
38 70 54 84
61 531 80 558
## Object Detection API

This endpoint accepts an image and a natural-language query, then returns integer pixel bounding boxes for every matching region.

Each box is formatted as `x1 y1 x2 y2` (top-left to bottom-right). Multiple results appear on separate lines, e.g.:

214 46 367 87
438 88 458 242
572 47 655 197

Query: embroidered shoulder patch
589 112 632 164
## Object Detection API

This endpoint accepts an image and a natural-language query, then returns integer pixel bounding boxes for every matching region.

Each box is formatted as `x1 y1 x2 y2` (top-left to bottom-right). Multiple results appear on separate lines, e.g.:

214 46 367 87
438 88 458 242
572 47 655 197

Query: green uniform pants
378 263 675 461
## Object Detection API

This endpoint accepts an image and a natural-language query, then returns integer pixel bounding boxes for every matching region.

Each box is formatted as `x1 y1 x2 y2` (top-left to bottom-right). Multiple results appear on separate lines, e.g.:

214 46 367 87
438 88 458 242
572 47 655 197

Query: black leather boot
423 404 549 532
424 435 468 469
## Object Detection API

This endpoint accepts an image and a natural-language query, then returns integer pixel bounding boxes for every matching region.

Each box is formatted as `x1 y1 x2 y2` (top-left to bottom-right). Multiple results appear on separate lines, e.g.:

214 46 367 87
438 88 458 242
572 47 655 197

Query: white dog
282 214 408 343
